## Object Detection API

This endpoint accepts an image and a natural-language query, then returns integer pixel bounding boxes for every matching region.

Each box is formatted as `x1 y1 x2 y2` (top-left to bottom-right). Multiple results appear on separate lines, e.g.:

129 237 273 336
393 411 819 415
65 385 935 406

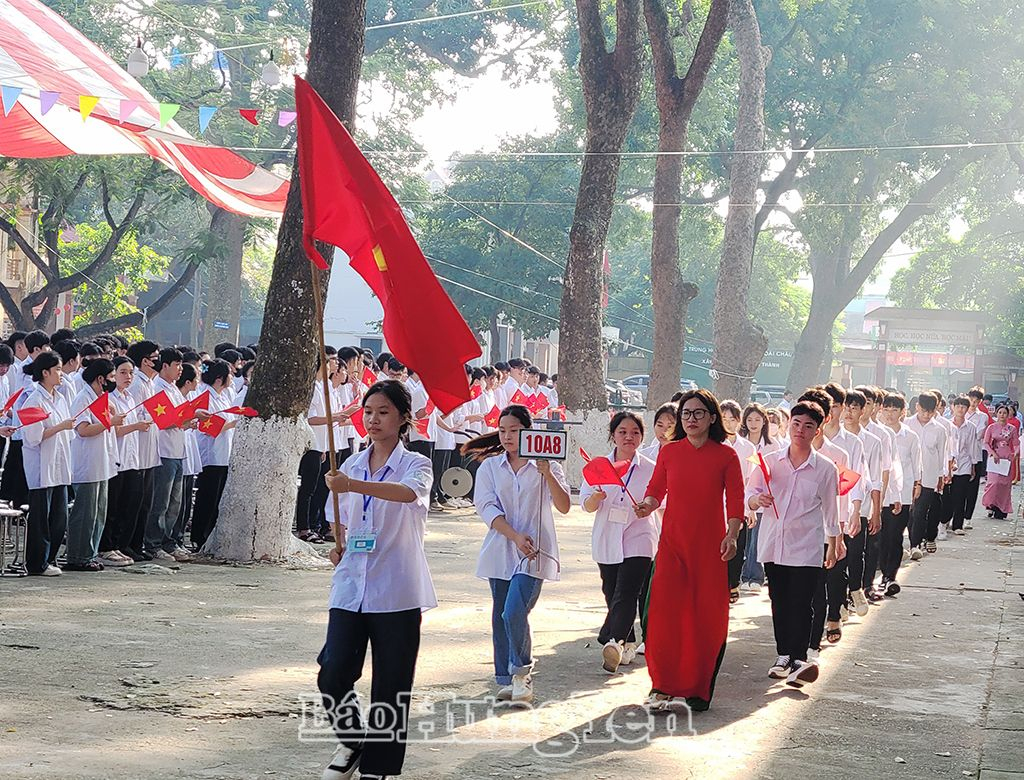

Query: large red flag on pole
294 75 481 414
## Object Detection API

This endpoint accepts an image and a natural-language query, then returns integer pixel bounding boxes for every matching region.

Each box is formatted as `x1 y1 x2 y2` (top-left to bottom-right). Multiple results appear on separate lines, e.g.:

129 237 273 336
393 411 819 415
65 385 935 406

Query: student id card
607 506 631 524
348 530 378 553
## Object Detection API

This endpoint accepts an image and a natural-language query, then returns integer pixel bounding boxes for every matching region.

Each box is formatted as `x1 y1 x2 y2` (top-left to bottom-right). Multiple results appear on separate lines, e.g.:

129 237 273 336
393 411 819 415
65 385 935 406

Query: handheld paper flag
16 407 49 427
198 414 227 438
838 466 861 497
87 392 112 430
349 406 367 438
142 391 179 430
223 406 259 418
2 387 24 415
484 405 501 428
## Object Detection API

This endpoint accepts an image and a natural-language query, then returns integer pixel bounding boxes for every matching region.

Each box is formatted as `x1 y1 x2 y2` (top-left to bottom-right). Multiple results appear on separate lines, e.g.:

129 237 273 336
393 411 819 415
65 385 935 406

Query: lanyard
619 464 637 498
361 465 393 528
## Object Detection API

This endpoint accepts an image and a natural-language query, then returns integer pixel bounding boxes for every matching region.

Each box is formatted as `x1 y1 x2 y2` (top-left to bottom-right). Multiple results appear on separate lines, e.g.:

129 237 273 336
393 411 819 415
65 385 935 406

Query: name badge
348 530 378 553
607 506 631 525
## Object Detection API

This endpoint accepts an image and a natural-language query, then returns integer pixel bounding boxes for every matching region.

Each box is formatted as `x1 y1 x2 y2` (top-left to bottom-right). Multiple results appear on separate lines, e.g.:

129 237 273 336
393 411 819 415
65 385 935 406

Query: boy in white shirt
878 393 922 595
905 393 949 555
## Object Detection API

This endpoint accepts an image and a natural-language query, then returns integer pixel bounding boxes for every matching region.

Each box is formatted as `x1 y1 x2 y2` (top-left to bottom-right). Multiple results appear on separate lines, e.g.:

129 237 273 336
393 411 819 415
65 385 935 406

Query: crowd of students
0 328 255 575
313 360 1019 780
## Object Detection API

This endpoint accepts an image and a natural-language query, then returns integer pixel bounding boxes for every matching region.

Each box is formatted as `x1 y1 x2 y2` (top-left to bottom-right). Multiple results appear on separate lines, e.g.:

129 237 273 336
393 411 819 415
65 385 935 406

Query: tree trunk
202 208 245 352
711 0 769 404
558 0 643 413
644 0 729 410
786 292 843 392
489 310 502 364
204 0 366 563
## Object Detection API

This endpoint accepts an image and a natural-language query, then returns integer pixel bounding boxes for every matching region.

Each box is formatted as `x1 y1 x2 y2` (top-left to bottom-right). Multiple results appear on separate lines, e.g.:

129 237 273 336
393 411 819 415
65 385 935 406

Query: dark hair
673 389 727 443
471 367 486 382
82 358 115 386
741 402 772 444
483 365 497 379
854 385 879 404
508 358 527 370
461 405 532 460
798 388 832 417
720 399 742 417
238 347 257 362
127 340 160 368
363 379 413 435
176 363 197 388
967 386 984 400
951 395 970 409
387 357 405 372
883 392 907 411
844 389 866 409
51 327 76 345
916 393 937 413
551 373 558 382
376 351 393 370
113 356 133 371
653 401 677 424
337 346 360 364
213 342 237 358
0 344 13 367
240 360 255 380
823 382 847 408
115 335 129 350
220 349 242 365
181 350 201 364
53 340 80 365
24 351 61 382
669 391 685 403
6 331 26 349
526 365 541 376
79 341 102 359
159 347 184 366
790 401 824 427
201 358 232 388
983 393 993 402
609 410 645 440
494 361 510 372
24 329 50 353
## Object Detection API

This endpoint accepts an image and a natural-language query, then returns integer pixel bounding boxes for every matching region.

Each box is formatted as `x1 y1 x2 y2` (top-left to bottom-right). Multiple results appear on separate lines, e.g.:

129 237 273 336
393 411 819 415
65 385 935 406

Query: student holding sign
580 411 659 674
463 404 571 705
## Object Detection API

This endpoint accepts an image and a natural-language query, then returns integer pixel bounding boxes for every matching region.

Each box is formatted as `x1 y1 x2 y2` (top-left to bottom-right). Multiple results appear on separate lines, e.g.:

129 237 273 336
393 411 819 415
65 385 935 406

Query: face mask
103 380 117 394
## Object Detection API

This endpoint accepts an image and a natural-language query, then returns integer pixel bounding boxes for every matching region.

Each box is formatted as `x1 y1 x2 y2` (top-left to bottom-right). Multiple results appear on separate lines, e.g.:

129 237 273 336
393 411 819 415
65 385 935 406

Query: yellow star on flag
154 404 167 417
746 453 760 465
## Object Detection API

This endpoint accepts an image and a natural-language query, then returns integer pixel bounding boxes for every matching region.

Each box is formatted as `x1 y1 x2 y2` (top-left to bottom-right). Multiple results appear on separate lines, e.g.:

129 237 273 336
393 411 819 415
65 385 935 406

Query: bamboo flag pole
310 262 344 554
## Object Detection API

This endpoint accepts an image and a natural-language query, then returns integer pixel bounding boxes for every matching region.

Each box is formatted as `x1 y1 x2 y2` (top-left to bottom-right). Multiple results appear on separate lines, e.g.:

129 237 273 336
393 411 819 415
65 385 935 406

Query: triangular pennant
79 95 100 121
198 106 217 134
158 102 180 128
119 99 140 123
239 108 259 126
277 109 296 127
1 85 23 116
39 91 59 115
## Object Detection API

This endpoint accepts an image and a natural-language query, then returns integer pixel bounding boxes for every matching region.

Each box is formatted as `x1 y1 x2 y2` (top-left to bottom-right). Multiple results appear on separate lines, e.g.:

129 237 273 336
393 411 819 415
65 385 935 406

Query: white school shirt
905 415 948 488
500 376 523 405
747 448 841 568
70 385 119 484
817 437 852 525
726 435 757 483
888 424 922 504
852 427 882 501
407 379 436 443
56 372 77 406
474 454 569 582
965 409 988 463
128 371 162 470
639 440 663 460
580 450 659 564
435 411 457 451
110 388 142 472
867 419 894 475
306 382 331 453
153 377 187 460
933 414 956 473
335 382 357 447
869 419 901 506
325 442 437 613
21 385 73 490
951 418 980 476
197 384 236 468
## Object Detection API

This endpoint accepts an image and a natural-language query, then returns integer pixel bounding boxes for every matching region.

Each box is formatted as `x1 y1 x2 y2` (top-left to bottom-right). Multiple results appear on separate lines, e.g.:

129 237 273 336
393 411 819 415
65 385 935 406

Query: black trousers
318 608 421 777
845 521 866 595
878 504 910 582
809 545 833 650
765 562 821 663
727 523 749 590
430 448 452 503
129 467 156 554
191 465 229 548
100 469 144 552
0 438 29 507
174 474 195 547
909 487 940 547
862 515 882 591
597 556 653 644
296 449 350 534
948 474 974 530
407 440 434 461
26 486 68 574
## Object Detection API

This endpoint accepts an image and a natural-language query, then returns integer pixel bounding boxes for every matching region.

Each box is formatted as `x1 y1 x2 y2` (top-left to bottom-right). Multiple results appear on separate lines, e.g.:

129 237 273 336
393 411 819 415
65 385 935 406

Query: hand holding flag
509 389 529 407
142 391 180 430
198 414 228 438
747 451 779 518
579 447 638 505
223 406 259 418
2 387 24 416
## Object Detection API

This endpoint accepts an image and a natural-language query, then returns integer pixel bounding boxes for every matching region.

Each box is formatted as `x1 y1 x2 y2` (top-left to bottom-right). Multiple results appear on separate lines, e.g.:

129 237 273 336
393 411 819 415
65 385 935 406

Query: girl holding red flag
67 359 126 571
581 410 659 675
634 389 745 712
21 352 76 576
191 359 238 549
463 404 571 705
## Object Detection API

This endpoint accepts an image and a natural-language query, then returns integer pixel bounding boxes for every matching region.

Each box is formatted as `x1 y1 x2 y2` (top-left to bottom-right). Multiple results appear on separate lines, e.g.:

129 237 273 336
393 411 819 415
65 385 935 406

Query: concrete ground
0 492 1022 780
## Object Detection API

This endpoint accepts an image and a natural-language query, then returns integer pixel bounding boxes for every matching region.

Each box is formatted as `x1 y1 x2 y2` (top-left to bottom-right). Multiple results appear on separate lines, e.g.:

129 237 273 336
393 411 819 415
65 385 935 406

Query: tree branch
0 217 52 280
678 0 730 114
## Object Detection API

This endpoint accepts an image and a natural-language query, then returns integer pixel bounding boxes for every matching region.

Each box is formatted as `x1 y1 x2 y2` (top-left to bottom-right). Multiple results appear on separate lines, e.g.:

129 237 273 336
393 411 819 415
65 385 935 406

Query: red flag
531 392 550 415
177 390 210 423
16 407 49 427
349 406 367 438
142 391 179 430
838 466 861 497
470 384 482 400
414 417 430 436
88 392 112 430
484 405 501 427
198 414 227 438
2 387 24 415
509 389 529 407
223 406 259 417
294 75 480 414
755 451 780 518
362 366 378 386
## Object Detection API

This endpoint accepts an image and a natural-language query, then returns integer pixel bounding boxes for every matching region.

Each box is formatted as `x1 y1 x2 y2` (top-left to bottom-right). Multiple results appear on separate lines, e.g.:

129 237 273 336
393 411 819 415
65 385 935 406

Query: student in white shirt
53 340 81 406
721 400 757 603
905 393 949 555
101 357 153 563
173 364 204 551
1 329 51 510
581 411 659 674
190 359 238 549
465 404 571 705
126 340 165 562
747 400 840 688
640 402 677 460
841 389 883 615
930 391 957 539
878 392 922 595
948 395 980 535
0 344 15 475
21 352 74 576
66 359 126 571
318 380 435 780
739 402 780 592
964 387 989 516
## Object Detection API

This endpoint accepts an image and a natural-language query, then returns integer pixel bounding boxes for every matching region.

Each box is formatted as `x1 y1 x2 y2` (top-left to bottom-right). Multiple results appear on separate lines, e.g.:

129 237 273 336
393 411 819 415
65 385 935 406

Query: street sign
213 320 230 330
519 429 568 461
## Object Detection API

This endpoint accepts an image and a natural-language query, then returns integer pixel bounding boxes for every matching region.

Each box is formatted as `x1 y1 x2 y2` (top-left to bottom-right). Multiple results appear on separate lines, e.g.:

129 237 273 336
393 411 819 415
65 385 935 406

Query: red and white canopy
0 0 289 217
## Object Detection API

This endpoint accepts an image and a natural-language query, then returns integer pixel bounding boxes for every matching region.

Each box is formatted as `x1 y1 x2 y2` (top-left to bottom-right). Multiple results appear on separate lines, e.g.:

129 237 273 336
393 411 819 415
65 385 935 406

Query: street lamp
261 51 281 87
127 37 149 78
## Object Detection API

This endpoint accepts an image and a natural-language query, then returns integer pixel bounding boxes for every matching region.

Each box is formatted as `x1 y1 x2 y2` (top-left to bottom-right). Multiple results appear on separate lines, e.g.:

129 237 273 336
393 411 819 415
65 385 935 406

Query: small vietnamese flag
753 451 779 518
142 391 179 430
509 389 529 406
2 387 24 415
362 366 378 386
470 384 482 400
223 406 259 417
484 405 501 427
15 407 49 427
579 447 636 502
414 417 430 436
531 392 550 415
838 465 861 497
349 406 367 438
178 390 211 423
87 392 112 430
198 414 227 438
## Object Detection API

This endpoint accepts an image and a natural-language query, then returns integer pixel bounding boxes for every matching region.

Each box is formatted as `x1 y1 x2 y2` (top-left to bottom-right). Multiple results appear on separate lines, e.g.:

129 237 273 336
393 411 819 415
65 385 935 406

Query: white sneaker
172 546 193 562
496 684 513 702
839 604 849 623
98 552 132 567
851 589 869 617
636 641 646 656
963 521 973 530
152 549 175 561
621 642 637 665
510 674 533 703
602 640 623 674
644 691 671 712
749 581 762 593
321 743 361 780
954 528 966 536
910 546 925 561
786 659 820 688
806 648 820 663
769 655 791 679
40 564 62 577
937 524 949 541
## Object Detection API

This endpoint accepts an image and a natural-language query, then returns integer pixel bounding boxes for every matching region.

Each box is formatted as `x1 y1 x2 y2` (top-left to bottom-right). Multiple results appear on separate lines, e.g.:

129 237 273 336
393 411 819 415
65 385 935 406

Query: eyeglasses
680 409 709 420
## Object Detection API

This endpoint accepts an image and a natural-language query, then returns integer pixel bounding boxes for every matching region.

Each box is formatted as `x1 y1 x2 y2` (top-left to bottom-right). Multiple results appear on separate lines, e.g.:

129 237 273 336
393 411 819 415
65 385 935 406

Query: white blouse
326 442 437 613
70 386 118 484
110 388 142 473
153 377 187 460
21 385 72 490
128 372 162 470
580 449 659 564
474 454 569 582
197 384 235 468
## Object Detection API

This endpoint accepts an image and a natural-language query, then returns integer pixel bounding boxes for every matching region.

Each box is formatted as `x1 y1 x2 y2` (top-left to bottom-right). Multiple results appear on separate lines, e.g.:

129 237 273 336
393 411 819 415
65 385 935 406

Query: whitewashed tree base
563 408 614 487
202 416 329 566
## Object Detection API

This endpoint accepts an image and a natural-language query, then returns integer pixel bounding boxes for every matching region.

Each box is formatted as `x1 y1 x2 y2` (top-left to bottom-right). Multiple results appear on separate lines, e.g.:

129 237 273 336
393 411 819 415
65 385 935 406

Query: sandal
729 588 740 604
826 624 842 644
296 530 323 544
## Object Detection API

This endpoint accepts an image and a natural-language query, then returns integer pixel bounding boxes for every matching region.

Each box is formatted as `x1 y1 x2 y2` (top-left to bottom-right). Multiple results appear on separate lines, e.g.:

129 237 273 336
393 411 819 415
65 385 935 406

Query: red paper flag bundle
294 75 480 414
142 391 180 430
177 390 210 424
579 448 637 504
2 387 24 415
15 406 49 428
529 392 550 415
223 406 259 418
198 414 228 438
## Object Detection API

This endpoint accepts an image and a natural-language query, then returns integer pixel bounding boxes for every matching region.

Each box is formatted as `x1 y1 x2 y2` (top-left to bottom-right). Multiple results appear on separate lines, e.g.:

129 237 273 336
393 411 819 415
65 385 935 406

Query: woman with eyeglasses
463 404 571 706
634 389 745 712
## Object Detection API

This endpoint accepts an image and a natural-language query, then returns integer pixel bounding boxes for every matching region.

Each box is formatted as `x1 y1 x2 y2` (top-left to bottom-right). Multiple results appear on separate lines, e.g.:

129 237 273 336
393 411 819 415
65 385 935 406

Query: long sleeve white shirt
580 450 659 564
905 415 948 488
21 385 72 489
70 386 118 484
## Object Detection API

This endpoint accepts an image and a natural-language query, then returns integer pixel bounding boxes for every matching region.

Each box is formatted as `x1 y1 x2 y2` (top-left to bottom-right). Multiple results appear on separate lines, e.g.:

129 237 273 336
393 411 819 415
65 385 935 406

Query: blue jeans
741 519 764 584
66 480 109 565
145 458 184 553
489 574 544 685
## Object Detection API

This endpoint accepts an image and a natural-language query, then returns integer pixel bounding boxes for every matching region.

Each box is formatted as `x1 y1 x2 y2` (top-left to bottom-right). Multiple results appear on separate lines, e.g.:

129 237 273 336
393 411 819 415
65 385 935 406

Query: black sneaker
322 744 362 780
884 580 901 597
125 548 153 562
866 589 884 603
